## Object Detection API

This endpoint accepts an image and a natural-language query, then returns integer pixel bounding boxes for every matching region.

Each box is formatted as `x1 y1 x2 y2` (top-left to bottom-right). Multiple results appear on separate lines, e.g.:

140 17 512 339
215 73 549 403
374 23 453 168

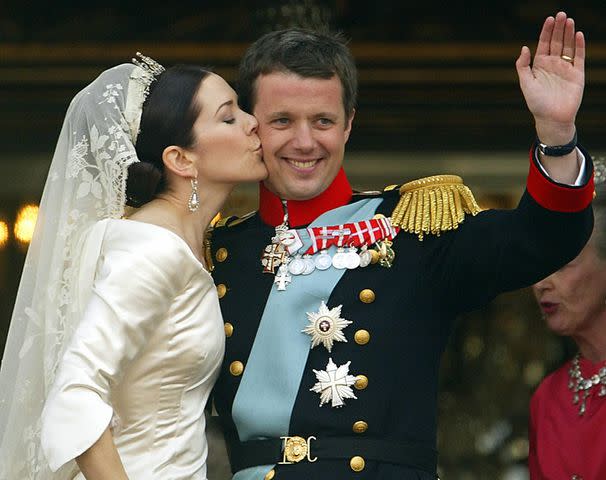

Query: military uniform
208 151 594 480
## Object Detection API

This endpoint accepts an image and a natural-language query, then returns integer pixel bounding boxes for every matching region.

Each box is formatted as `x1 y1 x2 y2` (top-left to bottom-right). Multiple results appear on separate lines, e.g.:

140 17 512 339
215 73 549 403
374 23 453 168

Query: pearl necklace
568 353 606 416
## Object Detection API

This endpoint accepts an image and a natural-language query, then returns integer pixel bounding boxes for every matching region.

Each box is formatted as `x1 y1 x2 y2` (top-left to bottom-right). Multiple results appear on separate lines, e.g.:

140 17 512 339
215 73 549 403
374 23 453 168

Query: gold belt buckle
279 435 318 464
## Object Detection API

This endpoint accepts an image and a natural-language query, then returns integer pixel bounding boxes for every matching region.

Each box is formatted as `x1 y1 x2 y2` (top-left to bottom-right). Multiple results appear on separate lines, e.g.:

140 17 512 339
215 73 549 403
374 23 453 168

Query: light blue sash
232 197 383 480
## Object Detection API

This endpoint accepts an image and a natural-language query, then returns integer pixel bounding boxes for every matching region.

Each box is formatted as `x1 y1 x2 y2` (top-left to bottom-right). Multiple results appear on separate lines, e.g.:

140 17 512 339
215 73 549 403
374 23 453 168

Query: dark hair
125 64 211 207
238 28 357 117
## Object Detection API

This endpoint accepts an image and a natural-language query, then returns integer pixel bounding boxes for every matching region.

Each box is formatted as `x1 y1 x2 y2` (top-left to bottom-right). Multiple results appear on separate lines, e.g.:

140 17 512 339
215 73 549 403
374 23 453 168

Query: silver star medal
310 358 357 408
302 302 352 352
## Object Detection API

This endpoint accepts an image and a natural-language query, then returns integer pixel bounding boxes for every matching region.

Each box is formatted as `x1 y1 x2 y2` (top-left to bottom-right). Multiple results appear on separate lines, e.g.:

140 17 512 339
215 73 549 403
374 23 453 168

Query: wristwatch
537 131 577 157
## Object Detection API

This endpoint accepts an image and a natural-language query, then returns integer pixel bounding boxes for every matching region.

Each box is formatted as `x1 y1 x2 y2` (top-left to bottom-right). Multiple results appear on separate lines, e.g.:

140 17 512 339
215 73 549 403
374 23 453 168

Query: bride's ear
162 145 196 179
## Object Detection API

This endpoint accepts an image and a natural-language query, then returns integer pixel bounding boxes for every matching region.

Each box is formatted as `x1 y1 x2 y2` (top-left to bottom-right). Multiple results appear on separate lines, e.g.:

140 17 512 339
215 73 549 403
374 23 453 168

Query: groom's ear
162 145 196 178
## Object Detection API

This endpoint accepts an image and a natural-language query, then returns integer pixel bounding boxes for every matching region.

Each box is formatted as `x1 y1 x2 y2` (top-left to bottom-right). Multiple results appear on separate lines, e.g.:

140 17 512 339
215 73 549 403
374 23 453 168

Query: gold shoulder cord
390 175 482 240
203 233 215 272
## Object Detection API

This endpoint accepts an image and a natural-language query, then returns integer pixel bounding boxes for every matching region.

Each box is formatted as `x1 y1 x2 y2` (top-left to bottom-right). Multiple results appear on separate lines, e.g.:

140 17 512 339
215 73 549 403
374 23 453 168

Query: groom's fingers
574 31 586 72
550 11 567 57
536 16 555 57
561 18 576 59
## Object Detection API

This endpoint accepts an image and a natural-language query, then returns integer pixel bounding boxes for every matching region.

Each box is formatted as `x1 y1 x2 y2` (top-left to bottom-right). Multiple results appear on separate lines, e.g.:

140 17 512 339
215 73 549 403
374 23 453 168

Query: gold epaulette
390 175 482 240
225 210 256 227
212 210 256 229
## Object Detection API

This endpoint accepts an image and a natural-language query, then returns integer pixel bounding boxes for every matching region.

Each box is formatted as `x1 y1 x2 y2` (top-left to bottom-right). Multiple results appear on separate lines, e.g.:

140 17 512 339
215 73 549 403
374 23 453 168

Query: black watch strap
537 131 577 157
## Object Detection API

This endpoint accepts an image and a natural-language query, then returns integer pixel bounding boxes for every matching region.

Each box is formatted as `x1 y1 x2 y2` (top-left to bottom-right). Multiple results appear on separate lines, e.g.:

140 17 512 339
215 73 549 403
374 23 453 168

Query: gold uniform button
216 283 227 298
354 329 371 345
264 469 275 480
215 247 228 262
229 361 244 376
352 421 368 433
350 456 365 472
359 289 376 304
224 322 234 338
354 375 369 390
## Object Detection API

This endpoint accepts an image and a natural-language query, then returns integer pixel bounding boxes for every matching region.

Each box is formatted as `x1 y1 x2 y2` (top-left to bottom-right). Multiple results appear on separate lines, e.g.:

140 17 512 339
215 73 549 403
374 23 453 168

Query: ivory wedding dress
41 218 225 479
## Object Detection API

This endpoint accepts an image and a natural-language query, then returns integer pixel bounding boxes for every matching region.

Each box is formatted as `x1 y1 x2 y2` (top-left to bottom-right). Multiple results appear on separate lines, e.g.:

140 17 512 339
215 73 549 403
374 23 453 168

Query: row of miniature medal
261 201 399 291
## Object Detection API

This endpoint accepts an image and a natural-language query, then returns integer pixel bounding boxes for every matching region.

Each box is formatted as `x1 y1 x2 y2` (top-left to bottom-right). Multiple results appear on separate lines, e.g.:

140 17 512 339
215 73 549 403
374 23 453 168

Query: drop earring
188 178 200 212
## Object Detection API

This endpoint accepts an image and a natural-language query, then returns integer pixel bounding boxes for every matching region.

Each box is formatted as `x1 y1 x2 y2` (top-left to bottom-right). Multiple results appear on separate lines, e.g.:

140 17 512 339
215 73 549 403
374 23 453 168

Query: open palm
516 12 585 128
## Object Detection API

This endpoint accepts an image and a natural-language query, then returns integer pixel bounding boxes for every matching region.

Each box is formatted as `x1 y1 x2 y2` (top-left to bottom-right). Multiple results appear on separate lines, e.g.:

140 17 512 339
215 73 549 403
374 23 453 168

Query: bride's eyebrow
215 100 234 116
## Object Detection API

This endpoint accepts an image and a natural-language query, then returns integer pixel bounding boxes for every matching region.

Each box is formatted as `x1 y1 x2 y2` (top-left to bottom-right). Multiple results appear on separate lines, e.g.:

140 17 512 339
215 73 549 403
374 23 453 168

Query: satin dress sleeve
40 220 189 472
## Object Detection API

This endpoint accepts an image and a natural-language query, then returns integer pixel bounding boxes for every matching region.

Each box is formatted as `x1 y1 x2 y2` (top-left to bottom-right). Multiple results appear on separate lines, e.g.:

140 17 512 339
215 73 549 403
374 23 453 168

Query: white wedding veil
0 61 160 479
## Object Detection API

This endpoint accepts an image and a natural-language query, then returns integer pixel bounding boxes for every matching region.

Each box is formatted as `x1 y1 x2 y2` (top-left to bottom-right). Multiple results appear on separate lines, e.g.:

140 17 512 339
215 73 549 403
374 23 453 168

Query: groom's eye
272 117 290 126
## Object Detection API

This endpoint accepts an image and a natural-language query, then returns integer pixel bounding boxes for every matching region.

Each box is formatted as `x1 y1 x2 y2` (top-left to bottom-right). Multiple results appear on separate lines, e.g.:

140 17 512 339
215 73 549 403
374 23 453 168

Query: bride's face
187 73 267 185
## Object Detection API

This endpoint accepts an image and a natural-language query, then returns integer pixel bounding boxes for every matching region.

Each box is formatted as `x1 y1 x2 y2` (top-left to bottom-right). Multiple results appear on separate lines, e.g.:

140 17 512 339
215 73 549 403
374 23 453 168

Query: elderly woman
530 161 606 479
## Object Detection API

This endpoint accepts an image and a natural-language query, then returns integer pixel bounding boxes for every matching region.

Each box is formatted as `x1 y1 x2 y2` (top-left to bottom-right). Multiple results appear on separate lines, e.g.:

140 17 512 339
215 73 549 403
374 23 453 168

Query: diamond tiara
131 51 165 98
126 52 166 144
132 52 165 78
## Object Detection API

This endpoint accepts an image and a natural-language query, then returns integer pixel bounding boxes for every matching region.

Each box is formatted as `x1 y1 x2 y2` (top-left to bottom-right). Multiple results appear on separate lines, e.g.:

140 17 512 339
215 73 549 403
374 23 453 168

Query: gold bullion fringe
391 175 482 240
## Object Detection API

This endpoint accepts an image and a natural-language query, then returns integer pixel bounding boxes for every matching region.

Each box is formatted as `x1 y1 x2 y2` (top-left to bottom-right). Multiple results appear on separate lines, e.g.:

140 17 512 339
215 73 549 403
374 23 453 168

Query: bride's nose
245 113 258 135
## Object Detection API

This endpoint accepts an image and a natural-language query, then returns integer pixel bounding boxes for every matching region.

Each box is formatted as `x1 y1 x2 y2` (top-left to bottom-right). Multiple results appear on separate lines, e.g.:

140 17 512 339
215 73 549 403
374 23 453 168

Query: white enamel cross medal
302 302 351 352
274 264 292 291
310 358 357 408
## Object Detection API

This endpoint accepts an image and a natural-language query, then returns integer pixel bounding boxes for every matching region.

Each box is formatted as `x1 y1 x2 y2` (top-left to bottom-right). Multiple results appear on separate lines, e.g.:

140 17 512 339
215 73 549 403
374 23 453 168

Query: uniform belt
231 435 437 474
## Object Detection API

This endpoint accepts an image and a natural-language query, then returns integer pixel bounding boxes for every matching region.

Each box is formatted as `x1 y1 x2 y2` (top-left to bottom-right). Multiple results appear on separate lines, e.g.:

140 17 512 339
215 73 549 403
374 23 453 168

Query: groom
209 13 594 479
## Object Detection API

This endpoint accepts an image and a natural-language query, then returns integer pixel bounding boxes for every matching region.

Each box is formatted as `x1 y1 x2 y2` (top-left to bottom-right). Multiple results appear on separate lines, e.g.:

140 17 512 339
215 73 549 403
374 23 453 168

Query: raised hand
516 11 584 146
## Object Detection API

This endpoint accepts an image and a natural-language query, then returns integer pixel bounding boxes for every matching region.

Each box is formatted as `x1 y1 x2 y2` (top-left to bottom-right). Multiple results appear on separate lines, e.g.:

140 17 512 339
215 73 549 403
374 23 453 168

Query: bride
0 55 266 479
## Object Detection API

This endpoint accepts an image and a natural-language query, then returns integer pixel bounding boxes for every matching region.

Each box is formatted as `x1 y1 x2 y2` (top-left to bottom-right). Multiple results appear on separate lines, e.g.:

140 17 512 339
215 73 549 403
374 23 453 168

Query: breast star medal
310 358 357 408
302 302 352 352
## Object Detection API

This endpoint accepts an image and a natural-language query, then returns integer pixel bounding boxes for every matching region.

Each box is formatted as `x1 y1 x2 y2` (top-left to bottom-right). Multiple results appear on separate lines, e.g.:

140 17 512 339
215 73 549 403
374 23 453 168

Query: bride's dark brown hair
126 64 211 207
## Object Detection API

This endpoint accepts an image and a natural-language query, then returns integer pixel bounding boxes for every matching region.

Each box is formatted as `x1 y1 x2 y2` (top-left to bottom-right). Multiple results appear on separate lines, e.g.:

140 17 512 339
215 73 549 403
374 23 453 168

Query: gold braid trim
391 175 482 240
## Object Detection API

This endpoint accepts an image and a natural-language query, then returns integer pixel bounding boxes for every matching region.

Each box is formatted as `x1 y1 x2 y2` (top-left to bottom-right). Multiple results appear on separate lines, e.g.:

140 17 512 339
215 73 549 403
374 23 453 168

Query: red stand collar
259 168 353 227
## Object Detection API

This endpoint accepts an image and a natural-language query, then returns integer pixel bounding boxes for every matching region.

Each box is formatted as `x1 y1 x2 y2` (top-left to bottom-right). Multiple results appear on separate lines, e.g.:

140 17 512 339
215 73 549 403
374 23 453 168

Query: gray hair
593 158 606 258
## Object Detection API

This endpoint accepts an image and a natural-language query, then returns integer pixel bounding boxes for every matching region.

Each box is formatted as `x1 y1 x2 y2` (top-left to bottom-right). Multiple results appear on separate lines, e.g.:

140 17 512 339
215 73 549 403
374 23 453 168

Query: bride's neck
131 185 231 262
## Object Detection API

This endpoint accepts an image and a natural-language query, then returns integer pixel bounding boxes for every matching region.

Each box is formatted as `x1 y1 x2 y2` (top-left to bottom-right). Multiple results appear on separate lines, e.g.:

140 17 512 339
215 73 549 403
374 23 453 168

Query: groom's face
252 71 354 201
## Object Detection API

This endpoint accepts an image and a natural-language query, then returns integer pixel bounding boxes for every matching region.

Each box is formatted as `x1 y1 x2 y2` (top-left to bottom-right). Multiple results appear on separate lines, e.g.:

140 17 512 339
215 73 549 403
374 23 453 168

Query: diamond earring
188 178 200 212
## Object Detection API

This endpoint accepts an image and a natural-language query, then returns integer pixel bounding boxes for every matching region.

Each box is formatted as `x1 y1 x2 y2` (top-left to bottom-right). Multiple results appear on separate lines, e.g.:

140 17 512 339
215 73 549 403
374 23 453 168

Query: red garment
258 168 353 227
526 148 595 212
529 357 606 479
